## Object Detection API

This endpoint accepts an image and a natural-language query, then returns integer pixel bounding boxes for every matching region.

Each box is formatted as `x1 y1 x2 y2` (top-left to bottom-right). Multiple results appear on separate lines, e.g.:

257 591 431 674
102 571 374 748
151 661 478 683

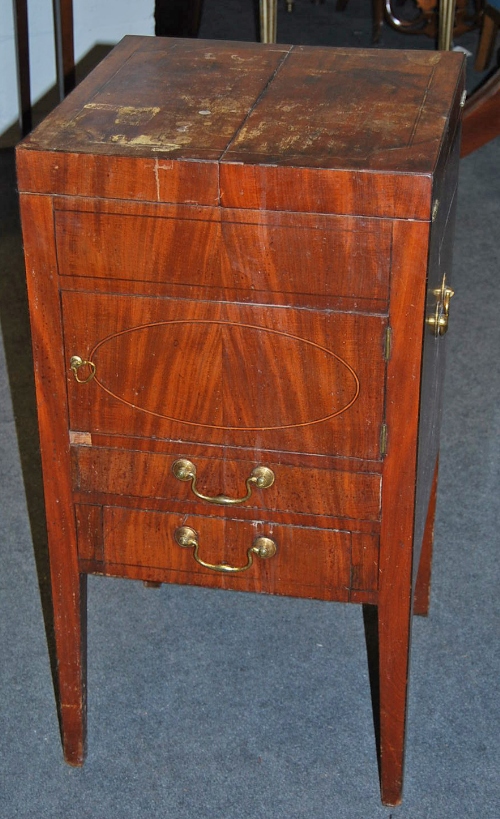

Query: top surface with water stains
16 36 465 218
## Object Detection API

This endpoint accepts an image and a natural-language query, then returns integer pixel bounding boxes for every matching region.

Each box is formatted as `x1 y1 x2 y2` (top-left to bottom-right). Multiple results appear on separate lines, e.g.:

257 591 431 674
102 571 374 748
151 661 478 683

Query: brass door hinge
384 327 392 361
380 423 388 457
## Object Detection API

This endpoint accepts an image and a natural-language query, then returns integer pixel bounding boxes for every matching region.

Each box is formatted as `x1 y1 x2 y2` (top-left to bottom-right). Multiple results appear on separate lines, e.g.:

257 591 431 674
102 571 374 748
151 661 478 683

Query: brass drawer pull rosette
172 459 274 506
174 525 277 574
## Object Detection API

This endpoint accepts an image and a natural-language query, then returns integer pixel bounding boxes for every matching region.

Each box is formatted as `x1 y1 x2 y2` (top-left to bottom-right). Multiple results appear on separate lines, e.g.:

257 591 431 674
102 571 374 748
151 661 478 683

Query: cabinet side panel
412 125 462 579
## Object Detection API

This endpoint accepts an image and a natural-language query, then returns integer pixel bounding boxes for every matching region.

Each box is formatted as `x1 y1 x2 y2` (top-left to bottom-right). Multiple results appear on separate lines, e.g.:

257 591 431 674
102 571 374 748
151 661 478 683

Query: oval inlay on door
90 320 360 430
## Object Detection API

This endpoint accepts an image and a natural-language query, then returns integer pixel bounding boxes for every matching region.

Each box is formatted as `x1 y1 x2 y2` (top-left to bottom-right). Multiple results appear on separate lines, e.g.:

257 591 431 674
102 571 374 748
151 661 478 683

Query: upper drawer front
71 446 381 524
62 292 387 459
54 206 391 308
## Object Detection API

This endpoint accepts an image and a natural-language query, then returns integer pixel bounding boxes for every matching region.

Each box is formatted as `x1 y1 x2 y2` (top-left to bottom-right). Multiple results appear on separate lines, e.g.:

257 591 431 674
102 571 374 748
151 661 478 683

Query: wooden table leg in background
12 0 31 135
53 0 75 99
12 0 75 135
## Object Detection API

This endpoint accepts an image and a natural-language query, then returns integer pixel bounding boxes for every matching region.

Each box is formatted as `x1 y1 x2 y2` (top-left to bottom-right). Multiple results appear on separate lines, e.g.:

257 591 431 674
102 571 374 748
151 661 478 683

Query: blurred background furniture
381 0 480 46
266 0 479 47
474 0 500 68
461 69 500 154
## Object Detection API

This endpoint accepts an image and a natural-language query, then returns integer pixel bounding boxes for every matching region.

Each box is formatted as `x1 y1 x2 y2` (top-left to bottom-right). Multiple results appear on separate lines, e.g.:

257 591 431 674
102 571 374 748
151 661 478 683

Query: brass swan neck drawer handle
426 275 455 337
172 459 275 506
174 525 277 573
70 356 96 384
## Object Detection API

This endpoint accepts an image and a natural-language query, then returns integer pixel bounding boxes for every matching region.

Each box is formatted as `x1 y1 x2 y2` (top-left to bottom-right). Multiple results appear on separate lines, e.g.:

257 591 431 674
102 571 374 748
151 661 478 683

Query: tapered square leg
364 597 412 807
53 572 87 765
377 600 412 806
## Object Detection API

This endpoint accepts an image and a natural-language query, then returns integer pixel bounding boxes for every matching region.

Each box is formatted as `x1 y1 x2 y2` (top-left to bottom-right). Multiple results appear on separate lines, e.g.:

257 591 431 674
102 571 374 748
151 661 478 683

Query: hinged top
17 36 465 219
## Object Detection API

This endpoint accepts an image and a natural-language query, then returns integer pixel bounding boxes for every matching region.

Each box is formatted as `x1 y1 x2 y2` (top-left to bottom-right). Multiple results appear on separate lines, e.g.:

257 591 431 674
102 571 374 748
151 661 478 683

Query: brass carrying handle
70 355 96 384
174 525 277 573
426 275 455 336
172 459 275 506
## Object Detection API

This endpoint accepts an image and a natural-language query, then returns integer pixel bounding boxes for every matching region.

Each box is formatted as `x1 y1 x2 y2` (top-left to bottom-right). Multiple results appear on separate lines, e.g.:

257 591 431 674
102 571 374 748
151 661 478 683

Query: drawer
71 445 382 523
55 207 221 286
219 211 390 307
75 504 379 601
63 292 388 460
54 204 391 306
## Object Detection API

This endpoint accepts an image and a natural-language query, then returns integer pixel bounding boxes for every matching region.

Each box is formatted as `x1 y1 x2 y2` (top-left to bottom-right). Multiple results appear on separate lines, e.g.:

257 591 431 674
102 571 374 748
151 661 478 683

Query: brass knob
70 355 96 383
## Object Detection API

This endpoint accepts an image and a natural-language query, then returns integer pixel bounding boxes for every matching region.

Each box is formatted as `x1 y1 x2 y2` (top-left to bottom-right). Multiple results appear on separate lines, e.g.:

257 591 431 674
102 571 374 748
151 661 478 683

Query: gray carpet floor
1 1 499 816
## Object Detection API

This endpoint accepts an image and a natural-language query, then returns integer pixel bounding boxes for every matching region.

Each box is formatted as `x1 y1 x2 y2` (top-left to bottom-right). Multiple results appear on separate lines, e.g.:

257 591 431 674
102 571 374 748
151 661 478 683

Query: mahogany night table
16 36 464 805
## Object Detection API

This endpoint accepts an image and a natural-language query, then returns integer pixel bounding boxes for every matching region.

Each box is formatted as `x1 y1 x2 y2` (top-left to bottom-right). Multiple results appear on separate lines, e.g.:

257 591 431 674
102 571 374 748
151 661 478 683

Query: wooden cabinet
16 37 465 806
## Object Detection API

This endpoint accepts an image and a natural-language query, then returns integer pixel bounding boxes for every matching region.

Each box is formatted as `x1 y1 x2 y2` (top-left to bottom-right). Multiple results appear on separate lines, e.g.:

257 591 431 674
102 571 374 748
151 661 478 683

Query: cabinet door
63 291 388 459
